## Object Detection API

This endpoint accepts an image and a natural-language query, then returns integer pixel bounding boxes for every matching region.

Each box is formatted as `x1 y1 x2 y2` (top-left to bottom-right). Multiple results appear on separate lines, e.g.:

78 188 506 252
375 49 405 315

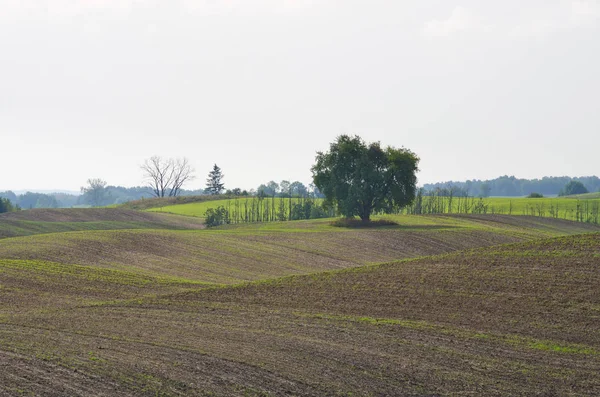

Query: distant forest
422 176 600 197
0 186 206 210
2 176 599 210
0 179 318 209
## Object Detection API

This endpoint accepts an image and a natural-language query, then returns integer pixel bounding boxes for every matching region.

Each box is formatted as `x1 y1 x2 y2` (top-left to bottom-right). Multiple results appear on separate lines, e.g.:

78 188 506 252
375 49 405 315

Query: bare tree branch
141 156 194 197
168 157 195 197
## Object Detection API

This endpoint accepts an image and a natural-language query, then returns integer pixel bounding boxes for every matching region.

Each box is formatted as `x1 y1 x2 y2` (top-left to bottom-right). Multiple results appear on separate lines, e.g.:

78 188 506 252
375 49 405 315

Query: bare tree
142 156 172 198
141 156 195 197
168 157 195 197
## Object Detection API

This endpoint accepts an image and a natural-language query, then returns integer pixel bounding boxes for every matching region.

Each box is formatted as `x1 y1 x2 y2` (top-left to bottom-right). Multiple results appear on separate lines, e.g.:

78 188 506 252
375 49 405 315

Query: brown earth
1 214 597 284
0 208 204 225
0 208 205 239
1 216 599 396
0 227 552 284
0 233 598 395
441 213 600 235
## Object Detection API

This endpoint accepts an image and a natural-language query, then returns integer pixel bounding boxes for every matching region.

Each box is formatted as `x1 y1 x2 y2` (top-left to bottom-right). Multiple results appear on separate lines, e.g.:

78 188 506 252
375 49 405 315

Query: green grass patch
0 259 208 287
418 196 600 219
564 192 600 199
297 312 598 356
528 341 597 355
116 195 231 210
0 220 176 239
147 197 326 219
0 215 204 239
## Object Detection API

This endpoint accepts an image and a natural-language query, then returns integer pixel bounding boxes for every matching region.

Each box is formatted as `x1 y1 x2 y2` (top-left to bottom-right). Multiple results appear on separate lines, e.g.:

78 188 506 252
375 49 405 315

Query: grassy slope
116 195 233 211
146 197 325 218
565 192 600 199
1 232 598 396
146 198 236 217
445 196 600 216
0 208 204 239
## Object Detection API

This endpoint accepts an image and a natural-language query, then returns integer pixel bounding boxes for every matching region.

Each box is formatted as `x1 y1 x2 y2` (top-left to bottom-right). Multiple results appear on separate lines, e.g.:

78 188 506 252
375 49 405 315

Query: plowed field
0 209 205 239
1 211 599 396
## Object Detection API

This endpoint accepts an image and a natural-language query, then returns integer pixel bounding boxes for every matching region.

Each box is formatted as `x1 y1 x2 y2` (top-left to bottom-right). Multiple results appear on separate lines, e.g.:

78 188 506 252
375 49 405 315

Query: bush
289 199 326 220
204 206 230 227
310 205 329 219
527 192 544 198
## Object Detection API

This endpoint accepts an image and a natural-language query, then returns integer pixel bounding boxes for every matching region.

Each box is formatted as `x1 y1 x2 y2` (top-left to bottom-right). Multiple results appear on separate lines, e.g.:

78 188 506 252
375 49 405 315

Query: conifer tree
206 164 225 195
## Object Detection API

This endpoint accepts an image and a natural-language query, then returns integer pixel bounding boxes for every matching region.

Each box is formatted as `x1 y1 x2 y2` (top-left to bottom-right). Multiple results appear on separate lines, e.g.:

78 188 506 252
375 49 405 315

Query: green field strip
0 259 212 286
294 312 599 356
0 220 174 239
146 197 326 218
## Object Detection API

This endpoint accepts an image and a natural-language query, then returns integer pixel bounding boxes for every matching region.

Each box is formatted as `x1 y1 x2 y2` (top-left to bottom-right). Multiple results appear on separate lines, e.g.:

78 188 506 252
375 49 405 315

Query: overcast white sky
1 0 598 192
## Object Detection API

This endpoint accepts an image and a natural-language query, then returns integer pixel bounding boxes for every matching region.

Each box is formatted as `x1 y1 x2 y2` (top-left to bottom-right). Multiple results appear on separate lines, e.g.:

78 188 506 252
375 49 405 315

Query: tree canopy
560 180 589 196
0 197 16 213
312 135 419 221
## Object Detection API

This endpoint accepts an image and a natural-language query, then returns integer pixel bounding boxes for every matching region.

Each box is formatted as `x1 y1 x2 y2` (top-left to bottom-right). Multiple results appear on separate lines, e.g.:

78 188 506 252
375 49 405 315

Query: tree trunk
359 210 371 222
359 201 371 222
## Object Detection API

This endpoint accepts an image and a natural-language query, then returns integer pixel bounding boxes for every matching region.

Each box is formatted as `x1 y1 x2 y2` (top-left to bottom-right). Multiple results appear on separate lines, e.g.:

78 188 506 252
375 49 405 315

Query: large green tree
312 135 419 221
559 180 589 196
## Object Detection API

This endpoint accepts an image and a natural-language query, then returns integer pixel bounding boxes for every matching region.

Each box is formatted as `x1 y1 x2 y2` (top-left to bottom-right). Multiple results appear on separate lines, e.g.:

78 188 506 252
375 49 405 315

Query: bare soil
0 208 203 225
1 216 599 396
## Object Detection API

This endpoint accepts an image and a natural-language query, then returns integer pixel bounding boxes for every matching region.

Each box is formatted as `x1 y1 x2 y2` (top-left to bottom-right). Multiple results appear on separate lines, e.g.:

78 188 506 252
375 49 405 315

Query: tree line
423 175 600 197
0 197 17 213
0 191 61 210
3 148 598 215
204 196 333 227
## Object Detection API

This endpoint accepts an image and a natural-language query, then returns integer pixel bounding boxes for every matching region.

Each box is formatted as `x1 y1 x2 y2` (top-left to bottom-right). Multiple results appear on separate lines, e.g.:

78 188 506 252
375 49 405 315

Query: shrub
527 193 544 198
310 206 329 219
204 206 230 227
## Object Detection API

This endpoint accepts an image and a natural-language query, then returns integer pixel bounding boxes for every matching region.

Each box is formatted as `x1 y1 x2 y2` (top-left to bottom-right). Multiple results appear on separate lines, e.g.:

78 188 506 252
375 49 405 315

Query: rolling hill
1 214 597 284
1 208 599 396
0 208 205 239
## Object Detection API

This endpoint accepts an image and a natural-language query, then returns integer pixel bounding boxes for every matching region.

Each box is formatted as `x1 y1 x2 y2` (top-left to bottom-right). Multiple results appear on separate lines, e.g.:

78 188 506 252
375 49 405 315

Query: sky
1 0 599 192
